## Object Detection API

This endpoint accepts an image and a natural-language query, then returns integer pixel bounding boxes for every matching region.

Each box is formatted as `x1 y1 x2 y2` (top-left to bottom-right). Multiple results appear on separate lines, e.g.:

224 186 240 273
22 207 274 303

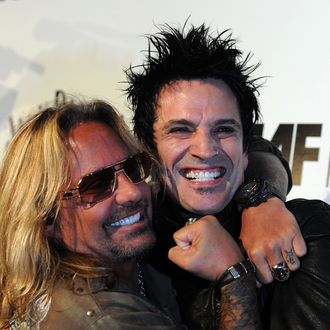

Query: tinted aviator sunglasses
62 152 151 208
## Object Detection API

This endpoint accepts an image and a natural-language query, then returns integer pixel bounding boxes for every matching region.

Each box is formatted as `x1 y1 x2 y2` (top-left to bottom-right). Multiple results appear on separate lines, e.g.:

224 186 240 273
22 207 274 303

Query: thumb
168 228 194 266
172 226 194 249
168 245 191 268
175 239 190 250
173 233 191 249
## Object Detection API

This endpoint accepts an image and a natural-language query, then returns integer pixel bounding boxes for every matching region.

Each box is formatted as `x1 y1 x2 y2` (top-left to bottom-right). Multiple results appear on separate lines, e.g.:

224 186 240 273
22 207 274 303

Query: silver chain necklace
136 262 146 297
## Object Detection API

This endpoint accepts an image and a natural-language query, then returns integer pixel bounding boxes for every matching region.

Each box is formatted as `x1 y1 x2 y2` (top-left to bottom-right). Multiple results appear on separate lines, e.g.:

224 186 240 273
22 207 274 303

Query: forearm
218 275 261 329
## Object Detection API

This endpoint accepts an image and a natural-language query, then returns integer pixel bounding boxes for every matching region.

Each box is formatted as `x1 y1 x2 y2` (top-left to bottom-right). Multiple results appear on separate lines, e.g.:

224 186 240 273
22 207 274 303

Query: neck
111 258 144 296
111 258 136 281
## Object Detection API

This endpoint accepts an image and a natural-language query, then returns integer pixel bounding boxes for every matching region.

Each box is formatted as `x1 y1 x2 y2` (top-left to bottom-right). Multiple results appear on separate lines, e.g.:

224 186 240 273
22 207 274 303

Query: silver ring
185 217 198 226
270 261 290 282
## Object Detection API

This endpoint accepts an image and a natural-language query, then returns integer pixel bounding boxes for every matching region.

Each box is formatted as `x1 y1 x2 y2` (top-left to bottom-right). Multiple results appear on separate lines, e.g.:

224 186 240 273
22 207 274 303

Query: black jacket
150 196 330 329
264 198 330 329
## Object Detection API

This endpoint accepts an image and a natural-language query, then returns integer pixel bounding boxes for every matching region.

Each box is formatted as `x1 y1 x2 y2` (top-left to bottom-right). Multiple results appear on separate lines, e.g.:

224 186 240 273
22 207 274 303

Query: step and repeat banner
1 0 329 202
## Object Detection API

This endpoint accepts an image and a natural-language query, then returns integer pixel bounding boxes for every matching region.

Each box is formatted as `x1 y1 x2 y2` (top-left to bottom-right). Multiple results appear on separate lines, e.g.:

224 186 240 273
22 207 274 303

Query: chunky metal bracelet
215 259 256 287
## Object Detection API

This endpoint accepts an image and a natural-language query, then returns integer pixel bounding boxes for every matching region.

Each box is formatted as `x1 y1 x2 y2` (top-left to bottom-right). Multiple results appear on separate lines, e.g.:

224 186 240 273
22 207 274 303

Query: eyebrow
162 119 193 130
212 119 242 129
162 118 242 130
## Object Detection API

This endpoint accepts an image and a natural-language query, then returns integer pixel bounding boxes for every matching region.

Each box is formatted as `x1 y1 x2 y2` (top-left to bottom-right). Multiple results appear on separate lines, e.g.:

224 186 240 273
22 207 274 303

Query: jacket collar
154 193 241 239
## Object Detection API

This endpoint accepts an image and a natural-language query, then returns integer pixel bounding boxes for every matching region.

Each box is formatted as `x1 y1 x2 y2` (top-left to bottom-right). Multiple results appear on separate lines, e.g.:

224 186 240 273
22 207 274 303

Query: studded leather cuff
214 259 256 287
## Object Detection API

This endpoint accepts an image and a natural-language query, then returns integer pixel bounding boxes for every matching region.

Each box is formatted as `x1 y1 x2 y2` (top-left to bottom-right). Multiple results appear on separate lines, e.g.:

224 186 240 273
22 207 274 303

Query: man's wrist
234 179 285 212
214 259 256 287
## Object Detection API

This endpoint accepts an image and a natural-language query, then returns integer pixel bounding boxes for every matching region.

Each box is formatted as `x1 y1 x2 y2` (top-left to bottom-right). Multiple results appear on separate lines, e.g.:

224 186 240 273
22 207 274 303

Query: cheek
225 140 245 164
155 144 174 179
156 141 173 167
56 208 70 233
58 208 81 236
140 182 152 208
57 208 95 242
132 181 153 224
154 133 187 169
157 142 188 175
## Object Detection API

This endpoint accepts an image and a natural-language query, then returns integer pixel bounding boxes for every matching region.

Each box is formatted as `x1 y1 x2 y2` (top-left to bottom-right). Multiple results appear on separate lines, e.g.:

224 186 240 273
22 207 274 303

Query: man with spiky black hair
126 23 330 329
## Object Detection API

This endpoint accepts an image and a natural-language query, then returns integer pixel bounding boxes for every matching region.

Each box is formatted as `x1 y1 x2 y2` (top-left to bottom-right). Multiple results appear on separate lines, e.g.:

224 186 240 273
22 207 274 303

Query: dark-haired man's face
153 78 248 214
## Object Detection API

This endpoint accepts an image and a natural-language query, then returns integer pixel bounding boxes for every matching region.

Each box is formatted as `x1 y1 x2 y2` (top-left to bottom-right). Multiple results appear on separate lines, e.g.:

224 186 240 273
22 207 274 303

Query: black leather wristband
214 259 256 287
234 179 285 212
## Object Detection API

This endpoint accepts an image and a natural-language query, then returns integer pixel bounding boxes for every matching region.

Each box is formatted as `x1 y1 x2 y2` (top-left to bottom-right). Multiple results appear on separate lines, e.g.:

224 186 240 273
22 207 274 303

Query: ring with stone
185 217 198 226
270 261 290 282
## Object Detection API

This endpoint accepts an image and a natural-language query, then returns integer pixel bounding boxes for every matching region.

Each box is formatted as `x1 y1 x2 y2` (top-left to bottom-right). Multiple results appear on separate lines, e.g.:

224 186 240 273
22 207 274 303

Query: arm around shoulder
266 199 330 328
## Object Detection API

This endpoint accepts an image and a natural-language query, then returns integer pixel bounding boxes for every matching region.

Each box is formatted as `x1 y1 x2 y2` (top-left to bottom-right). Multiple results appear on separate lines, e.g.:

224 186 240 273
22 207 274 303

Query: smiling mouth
182 167 226 181
108 212 141 227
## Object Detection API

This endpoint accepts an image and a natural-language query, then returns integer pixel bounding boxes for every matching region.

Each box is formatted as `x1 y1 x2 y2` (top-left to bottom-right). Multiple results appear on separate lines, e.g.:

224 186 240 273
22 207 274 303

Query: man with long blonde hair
0 99 260 329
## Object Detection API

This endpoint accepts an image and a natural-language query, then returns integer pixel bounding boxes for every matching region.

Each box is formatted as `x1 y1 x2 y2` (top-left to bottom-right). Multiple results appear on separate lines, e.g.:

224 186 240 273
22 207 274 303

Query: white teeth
110 212 141 227
185 170 221 181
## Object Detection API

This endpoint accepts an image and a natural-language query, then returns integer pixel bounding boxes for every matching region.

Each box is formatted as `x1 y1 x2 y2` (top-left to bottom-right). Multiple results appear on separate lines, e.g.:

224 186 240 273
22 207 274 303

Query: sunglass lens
125 153 151 183
79 168 115 204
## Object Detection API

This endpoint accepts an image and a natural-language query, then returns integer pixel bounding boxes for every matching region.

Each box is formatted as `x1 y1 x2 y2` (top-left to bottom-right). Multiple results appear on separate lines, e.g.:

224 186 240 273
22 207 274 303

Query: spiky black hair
125 22 262 153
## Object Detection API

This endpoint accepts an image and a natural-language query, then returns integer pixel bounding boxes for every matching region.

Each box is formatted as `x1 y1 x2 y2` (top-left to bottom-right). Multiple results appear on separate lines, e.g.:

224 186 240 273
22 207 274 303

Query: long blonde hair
0 99 143 328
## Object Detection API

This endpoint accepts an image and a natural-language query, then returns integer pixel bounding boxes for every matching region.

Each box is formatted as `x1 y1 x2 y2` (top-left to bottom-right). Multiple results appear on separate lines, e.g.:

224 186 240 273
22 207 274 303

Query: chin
192 206 224 215
183 196 228 215
127 231 156 256
108 234 156 263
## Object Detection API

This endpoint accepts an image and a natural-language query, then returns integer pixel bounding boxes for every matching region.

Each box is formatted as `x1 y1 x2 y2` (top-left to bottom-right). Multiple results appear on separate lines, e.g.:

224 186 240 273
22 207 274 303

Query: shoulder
267 199 330 328
41 277 102 329
41 275 181 330
286 198 330 236
286 198 330 213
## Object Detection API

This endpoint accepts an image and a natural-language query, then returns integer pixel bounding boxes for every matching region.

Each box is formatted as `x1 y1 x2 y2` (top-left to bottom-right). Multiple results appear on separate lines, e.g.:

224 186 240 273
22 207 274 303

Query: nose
113 171 143 205
189 130 219 160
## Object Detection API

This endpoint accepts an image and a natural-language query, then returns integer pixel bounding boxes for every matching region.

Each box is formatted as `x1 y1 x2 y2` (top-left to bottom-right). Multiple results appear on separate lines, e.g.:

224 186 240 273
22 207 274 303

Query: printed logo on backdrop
254 124 329 187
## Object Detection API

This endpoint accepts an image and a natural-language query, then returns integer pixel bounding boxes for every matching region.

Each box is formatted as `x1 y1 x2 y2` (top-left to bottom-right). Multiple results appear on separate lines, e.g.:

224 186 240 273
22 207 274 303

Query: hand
168 215 243 281
239 197 307 283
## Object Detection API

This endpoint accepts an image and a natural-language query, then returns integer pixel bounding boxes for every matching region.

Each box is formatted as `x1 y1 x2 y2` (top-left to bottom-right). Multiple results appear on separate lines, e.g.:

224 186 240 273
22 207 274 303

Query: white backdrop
1 0 329 202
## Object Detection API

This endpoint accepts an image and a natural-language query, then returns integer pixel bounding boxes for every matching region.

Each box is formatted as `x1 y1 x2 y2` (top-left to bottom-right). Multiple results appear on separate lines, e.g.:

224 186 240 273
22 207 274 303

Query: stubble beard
105 226 156 263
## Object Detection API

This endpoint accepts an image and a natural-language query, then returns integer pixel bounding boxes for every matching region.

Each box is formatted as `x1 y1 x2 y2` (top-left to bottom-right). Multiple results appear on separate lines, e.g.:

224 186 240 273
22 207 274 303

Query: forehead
156 78 240 123
67 121 129 176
